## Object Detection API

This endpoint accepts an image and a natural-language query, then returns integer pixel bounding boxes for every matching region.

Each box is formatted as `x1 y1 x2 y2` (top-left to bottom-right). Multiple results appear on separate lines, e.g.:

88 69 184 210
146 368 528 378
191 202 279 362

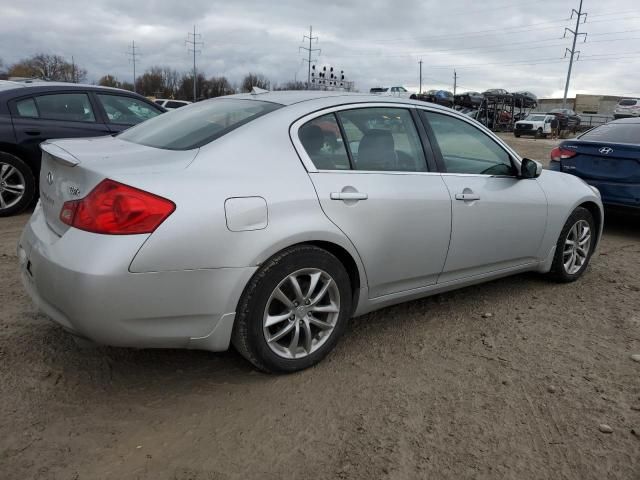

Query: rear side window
35 93 95 122
580 122 640 144
299 114 350 170
97 94 162 125
618 99 638 106
338 108 427 172
119 99 281 150
16 98 38 118
166 101 187 109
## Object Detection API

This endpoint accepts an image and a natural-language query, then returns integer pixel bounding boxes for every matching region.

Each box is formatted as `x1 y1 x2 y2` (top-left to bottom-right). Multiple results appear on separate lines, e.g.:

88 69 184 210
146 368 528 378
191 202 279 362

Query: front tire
232 245 352 373
548 207 595 282
0 153 35 217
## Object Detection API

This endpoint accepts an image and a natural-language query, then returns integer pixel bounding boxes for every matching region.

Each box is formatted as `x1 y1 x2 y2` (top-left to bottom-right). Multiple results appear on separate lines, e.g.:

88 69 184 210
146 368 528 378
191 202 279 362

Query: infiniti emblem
599 147 613 155
46 171 54 185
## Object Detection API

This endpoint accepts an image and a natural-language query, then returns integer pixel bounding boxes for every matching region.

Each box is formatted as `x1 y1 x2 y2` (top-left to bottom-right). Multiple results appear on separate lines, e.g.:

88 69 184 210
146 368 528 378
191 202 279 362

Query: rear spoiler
40 141 80 167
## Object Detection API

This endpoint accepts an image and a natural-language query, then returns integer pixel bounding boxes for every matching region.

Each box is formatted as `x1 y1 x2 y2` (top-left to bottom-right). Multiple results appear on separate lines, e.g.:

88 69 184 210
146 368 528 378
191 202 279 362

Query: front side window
423 111 515 176
337 108 427 172
34 93 95 122
165 101 187 109
119 98 281 150
97 94 162 125
298 114 350 170
15 98 39 118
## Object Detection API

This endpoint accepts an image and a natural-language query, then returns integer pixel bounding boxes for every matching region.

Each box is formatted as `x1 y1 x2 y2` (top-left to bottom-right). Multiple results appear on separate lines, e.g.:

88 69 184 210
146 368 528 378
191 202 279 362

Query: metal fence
577 114 613 131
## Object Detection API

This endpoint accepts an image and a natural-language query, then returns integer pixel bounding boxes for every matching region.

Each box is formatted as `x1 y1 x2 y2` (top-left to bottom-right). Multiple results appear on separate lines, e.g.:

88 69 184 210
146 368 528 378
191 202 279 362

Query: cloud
1 0 639 97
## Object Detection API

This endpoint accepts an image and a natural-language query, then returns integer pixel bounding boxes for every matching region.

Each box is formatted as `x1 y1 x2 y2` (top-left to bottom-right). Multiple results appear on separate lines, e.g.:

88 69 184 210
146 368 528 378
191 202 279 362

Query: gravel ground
1 136 639 480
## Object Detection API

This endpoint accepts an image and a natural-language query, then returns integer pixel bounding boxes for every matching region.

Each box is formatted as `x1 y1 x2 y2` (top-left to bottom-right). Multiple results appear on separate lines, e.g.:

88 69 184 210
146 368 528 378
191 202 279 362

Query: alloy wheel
563 219 591 275
263 268 340 359
0 162 26 210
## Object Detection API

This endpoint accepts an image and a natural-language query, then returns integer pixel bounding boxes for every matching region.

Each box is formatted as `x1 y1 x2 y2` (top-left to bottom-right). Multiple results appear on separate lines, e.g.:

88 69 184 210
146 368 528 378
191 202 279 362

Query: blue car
549 118 640 208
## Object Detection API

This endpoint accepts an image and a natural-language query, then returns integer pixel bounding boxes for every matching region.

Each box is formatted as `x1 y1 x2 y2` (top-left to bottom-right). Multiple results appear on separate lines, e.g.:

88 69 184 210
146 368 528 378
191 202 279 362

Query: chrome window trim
290 101 523 176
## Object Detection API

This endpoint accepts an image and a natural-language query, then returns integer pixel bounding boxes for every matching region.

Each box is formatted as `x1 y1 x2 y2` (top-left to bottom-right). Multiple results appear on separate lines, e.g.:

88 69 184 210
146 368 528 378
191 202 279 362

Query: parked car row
0 81 165 216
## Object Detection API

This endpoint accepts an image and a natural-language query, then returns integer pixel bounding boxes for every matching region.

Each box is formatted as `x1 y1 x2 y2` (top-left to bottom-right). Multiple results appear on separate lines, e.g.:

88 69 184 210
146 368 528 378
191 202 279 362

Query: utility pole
419 59 423 94
127 41 140 93
453 70 457 97
562 0 588 108
186 25 203 101
300 26 320 89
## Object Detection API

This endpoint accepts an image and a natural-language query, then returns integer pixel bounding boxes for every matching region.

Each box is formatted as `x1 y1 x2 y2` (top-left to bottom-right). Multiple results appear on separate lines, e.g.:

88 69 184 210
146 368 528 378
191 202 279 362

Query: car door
93 93 164 134
419 110 548 283
294 105 452 298
10 92 110 168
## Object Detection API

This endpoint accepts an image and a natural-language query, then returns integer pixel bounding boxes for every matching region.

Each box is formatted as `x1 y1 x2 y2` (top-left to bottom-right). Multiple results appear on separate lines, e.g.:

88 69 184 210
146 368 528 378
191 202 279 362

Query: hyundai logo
599 147 613 155
46 171 54 185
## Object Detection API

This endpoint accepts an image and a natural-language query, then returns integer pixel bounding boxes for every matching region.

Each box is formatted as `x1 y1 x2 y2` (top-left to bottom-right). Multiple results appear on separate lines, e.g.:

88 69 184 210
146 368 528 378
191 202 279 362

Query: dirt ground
1 136 639 480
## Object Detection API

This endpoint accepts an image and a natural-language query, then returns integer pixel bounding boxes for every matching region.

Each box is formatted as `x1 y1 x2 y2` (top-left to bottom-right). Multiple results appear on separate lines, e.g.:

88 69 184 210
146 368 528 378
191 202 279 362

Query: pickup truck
514 114 555 138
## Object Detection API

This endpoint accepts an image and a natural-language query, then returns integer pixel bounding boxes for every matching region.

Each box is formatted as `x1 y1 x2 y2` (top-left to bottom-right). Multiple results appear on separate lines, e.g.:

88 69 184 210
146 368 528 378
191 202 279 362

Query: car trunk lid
39 136 197 236
560 141 640 183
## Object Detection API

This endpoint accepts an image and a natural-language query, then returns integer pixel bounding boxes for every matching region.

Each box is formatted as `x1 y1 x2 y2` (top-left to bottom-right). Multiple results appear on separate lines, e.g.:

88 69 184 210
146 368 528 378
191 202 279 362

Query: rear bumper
18 205 256 351
582 179 640 208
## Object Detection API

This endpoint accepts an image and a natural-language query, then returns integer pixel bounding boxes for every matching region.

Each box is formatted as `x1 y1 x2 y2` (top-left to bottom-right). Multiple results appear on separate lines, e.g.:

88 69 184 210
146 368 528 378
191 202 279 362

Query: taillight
60 179 175 235
550 147 577 161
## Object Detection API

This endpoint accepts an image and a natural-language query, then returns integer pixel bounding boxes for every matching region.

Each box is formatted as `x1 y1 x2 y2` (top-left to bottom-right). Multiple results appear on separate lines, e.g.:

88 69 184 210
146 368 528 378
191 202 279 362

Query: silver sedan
18 92 603 373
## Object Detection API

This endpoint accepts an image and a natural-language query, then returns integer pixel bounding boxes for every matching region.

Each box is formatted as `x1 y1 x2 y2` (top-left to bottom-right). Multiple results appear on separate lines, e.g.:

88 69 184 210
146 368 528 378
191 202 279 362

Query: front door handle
25 130 41 136
455 193 480 201
330 192 368 201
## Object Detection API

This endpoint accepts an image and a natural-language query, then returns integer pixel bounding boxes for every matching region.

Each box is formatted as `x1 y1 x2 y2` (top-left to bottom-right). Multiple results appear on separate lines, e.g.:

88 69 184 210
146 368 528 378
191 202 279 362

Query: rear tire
0 152 35 217
548 207 596 282
232 245 352 373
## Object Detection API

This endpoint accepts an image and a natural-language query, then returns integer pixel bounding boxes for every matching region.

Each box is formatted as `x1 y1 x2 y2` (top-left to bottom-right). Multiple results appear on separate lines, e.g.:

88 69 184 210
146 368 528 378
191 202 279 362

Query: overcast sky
2 0 639 97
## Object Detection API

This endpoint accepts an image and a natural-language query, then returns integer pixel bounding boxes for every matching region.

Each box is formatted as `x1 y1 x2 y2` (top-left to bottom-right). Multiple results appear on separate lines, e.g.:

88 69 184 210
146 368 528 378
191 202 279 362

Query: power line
186 25 203 101
299 26 320 89
126 41 140 93
562 0 587 107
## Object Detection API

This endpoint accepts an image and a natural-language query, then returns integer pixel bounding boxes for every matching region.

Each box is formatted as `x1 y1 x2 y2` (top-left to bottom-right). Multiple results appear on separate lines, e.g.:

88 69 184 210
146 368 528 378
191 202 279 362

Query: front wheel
232 245 352 373
0 153 35 217
548 207 596 282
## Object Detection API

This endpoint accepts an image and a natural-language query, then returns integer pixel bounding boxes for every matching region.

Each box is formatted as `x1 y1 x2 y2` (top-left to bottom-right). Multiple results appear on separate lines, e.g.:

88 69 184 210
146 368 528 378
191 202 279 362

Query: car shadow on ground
18 206 640 393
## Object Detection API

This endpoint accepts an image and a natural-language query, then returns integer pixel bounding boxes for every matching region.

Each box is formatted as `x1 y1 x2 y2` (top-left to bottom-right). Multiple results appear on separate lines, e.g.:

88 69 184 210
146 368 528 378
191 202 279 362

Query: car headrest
357 129 395 170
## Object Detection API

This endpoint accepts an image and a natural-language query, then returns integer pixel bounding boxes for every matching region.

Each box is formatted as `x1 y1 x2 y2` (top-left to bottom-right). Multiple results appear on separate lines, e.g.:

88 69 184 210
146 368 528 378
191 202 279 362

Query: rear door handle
330 192 368 201
455 193 480 201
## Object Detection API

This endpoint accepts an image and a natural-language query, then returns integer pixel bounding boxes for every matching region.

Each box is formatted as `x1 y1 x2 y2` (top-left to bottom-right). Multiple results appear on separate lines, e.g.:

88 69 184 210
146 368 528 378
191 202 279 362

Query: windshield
526 115 547 121
370 88 387 93
618 99 638 106
119 98 281 150
580 122 640 144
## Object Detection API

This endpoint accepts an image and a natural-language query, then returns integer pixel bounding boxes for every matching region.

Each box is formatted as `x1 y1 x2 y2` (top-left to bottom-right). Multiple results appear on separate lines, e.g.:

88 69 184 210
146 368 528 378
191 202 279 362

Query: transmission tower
186 26 203 101
127 41 140 93
299 26 320 89
562 0 588 108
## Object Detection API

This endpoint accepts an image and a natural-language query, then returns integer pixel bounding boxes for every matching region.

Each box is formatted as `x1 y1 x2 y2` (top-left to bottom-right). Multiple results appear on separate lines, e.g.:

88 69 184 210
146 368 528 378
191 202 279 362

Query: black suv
0 81 165 216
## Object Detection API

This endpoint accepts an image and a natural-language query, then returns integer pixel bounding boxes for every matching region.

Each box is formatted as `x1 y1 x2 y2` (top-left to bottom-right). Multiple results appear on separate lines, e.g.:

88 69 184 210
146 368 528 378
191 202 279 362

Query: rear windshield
618 99 638 106
526 115 547 121
118 98 282 150
580 122 640 144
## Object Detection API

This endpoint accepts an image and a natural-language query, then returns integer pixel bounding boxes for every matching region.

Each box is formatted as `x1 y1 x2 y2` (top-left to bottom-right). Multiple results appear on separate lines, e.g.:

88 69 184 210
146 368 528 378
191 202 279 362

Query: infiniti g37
18 92 603 373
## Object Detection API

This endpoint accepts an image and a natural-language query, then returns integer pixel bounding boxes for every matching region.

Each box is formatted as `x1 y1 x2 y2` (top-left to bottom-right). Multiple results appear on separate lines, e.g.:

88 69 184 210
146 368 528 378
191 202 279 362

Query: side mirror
520 158 543 179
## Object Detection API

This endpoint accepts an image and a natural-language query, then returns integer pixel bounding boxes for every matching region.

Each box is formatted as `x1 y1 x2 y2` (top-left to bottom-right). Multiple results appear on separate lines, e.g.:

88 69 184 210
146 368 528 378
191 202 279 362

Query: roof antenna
251 86 269 95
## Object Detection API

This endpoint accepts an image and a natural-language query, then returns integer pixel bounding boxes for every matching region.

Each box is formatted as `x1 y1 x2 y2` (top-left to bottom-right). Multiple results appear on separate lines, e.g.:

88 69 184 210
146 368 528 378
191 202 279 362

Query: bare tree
98 74 120 88
205 76 234 98
275 80 307 91
135 66 180 97
241 73 270 93
8 54 86 82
